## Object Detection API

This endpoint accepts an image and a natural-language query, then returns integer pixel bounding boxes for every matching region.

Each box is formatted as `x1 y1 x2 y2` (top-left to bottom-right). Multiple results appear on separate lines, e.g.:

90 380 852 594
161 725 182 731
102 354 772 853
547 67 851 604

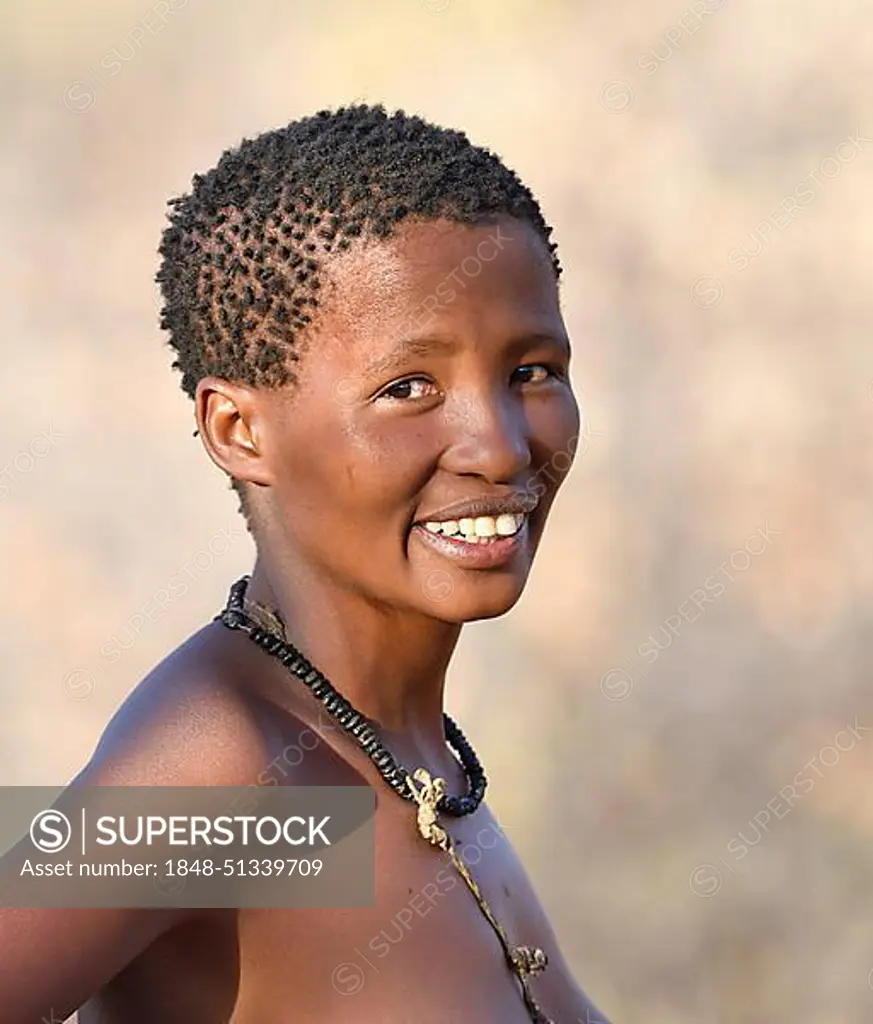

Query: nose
440 389 531 483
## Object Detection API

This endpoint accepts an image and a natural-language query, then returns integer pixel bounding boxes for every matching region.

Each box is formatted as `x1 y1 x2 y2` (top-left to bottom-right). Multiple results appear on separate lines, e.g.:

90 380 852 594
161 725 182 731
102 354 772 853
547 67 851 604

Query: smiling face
213 215 580 623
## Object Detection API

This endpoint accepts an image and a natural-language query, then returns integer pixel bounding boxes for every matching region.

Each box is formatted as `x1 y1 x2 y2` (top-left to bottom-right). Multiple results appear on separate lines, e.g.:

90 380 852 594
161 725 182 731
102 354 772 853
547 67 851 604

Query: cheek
341 419 440 509
529 390 581 478
278 416 438 531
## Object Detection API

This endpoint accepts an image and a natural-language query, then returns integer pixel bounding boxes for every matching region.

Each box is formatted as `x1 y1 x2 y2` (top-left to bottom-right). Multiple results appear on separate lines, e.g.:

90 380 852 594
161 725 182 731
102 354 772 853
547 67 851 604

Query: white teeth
474 516 496 537
420 512 525 541
496 513 520 536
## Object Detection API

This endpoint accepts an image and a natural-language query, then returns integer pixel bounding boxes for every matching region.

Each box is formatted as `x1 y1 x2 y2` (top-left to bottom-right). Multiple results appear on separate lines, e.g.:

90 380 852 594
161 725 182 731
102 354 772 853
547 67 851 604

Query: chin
418 573 530 624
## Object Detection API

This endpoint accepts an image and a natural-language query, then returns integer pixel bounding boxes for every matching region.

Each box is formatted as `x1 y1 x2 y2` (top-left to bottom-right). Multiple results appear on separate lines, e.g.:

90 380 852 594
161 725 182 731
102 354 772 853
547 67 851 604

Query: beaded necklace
217 574 555 1023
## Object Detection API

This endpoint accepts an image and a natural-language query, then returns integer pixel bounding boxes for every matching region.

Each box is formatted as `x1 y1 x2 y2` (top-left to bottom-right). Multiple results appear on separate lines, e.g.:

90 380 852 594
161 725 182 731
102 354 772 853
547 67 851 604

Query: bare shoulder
0 623 277 1023
79 619 274 788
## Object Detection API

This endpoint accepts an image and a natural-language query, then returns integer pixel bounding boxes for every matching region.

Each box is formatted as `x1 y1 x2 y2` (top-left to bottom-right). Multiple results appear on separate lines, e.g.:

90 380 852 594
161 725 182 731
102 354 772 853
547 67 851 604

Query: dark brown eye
378 377 439 401
512 364 556 385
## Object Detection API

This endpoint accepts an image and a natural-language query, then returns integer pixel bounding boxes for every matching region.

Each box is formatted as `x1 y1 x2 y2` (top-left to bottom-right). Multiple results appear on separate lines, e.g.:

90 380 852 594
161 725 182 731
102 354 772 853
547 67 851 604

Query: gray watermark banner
0 786 374 908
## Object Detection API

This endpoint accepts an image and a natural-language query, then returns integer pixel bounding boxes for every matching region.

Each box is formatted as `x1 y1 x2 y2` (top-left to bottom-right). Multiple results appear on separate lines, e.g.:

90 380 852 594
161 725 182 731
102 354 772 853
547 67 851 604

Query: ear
194 378 273 488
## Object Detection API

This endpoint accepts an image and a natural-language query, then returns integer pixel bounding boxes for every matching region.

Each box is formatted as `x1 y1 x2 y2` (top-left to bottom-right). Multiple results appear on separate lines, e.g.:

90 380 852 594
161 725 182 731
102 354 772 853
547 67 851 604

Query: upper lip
414 491 539 524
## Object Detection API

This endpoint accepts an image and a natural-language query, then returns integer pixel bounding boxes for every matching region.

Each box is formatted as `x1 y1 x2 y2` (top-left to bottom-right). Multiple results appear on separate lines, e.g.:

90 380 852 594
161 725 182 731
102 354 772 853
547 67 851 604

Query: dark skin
0 215 609 1023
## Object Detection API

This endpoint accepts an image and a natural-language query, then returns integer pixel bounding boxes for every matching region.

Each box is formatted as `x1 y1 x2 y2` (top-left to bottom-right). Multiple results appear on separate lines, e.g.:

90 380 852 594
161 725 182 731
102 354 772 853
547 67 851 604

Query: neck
244 551 462 752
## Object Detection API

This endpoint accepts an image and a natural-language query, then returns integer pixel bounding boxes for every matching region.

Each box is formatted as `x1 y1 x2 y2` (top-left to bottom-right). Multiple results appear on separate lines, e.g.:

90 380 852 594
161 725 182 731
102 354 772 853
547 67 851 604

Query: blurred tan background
3 0 873 1020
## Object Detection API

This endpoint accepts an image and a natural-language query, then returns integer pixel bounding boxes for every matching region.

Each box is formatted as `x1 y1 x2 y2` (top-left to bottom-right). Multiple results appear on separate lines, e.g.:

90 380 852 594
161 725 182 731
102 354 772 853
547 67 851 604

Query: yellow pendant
406 767 555 1024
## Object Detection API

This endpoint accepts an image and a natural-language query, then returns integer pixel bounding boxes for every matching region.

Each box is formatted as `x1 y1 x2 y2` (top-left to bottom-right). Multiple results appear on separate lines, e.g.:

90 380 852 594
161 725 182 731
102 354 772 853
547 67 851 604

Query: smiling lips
412 496 535 568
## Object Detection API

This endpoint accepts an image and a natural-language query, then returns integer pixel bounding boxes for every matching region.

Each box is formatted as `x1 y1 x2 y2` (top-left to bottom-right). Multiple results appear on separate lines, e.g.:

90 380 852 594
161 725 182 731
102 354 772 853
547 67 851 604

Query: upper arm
0 905 189 1024
0 650 270 1023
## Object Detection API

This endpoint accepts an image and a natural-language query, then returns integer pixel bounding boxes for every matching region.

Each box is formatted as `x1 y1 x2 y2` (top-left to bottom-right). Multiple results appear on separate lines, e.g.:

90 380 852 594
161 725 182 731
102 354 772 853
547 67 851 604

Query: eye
376 376 440 402
512 363 562 386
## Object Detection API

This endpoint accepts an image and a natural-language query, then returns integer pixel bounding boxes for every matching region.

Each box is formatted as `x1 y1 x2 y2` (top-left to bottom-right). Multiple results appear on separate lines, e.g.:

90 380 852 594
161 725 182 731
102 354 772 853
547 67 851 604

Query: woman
1 105 609 1023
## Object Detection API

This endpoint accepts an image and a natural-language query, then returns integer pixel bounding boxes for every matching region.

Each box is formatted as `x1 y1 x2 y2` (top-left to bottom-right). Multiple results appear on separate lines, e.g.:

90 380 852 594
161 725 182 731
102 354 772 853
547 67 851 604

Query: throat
244 561 460 729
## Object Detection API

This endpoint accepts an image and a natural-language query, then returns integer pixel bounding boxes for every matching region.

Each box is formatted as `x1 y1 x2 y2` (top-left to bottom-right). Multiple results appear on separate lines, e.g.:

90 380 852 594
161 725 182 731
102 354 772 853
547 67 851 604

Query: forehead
310 216 561 362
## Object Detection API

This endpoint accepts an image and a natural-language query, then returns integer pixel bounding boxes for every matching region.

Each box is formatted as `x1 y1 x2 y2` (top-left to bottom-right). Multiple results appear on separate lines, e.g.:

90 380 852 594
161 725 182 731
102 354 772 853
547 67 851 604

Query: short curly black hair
156 104 560 529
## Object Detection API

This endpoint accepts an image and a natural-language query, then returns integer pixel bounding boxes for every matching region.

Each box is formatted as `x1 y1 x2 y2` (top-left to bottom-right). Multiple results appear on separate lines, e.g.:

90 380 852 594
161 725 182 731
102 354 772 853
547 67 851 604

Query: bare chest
81 800 583 1024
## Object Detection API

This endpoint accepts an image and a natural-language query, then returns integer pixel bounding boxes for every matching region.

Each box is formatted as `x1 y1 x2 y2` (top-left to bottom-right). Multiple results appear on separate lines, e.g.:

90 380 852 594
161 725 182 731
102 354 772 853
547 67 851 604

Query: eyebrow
362 335 458 381
362 331 570 383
